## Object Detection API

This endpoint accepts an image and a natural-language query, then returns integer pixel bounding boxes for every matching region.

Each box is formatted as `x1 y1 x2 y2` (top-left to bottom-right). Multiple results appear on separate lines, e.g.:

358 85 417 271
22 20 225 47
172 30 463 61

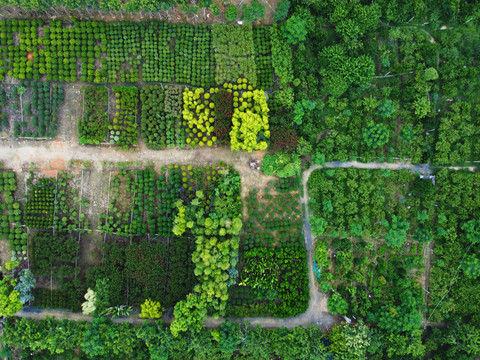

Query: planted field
0 172 26 260
307 169 436 332
0 20 216 87
109 86 139 149
0 87 8 135
12 81 64 138
24 175 55 230
79 86 109 145
228 178 309 318
253 26 273 89
212 24 257 87
140 85 185 149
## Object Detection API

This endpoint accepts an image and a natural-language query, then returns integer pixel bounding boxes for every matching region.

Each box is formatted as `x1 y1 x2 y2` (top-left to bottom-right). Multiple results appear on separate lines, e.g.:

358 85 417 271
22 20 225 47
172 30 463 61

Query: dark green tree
273 0 290 22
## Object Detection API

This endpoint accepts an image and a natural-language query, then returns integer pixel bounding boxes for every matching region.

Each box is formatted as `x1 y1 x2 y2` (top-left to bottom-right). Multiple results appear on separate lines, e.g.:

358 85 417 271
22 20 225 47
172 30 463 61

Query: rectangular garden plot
140 85 184 149
0 87 9 136
253 26 273 89
79 86 109 145
228 179 309 319
212 24 257 87
92 237 196 308
30 232 83 311
109 86 139 149
12 81 64 139
308 168 430 325
98 165 223 239
0 171 27 260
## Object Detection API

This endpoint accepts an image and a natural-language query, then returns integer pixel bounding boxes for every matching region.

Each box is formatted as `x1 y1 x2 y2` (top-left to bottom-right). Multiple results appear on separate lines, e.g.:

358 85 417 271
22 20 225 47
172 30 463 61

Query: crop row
79 79 270 151
0 20 273 88
98 164 225 239
0 172 27 260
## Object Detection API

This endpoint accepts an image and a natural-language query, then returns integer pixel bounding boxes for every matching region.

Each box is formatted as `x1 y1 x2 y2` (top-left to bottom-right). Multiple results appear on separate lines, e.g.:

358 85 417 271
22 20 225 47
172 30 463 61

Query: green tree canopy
362 121 389 148
283 15 307 44
327 292 348 316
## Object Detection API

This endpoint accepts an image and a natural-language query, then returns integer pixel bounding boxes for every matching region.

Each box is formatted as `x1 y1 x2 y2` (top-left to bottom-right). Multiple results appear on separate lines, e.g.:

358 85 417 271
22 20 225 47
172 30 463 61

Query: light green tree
170 293 207 337
82 288 96 315
140 298 164 319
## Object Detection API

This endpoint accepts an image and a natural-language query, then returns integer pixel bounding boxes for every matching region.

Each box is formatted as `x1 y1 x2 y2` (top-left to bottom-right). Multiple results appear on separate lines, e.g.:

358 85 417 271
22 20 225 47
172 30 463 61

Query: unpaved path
4 136 476 328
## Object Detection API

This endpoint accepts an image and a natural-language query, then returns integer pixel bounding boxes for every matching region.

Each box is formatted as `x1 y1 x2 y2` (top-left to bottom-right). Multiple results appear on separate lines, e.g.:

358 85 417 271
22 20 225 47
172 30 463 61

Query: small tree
377 100 396 118
424 67 439 81
461 255 480 278
327 292 348 316
461 219 480 244
170 293 207 338
313 152 326 166
0 277 22 316
273 0 290 22
283 16 307 44
82 288 96 315
140 298 164 319
362 121 389 148
224 4 238 22
385 216 410 248
241 0 265 23
310 215 328 236
14 269 36 304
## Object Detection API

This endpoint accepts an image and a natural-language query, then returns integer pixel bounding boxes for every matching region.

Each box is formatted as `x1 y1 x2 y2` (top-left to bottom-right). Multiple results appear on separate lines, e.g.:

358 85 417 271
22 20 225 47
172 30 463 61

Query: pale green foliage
424 67 439 81
209 3 221 17
0 277 22 316
412 96 431 119
273 86 294 109
4 260 19 271
296 137 313 156
82 288 96 315
329 322 371 360
192 236 240 313
140 298 164 319
14 269 36 304
230 90 270 152
314 241 329 268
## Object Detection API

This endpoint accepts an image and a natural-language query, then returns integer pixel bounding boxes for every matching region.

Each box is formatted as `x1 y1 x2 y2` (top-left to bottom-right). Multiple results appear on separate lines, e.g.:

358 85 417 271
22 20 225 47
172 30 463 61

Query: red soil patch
40 170 57 177
50 158 66 170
